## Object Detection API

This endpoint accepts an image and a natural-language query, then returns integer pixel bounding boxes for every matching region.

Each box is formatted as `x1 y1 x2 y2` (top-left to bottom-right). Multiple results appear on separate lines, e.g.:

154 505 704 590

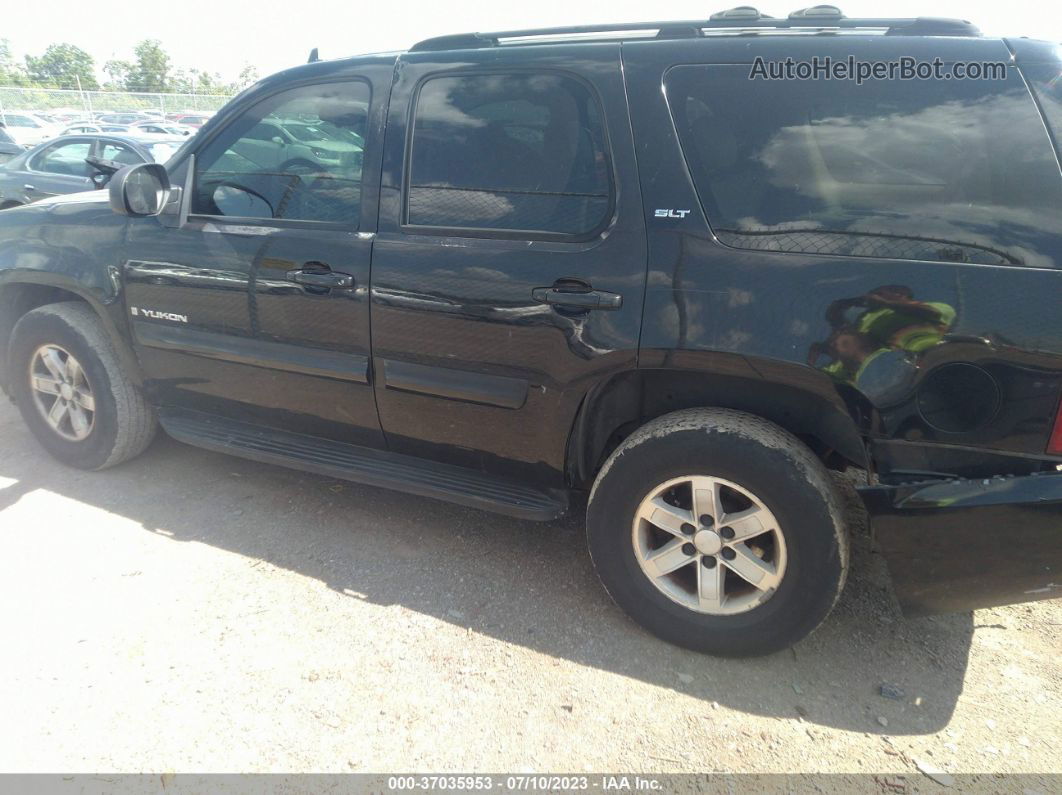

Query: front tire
9 302 157 470
587 408 849 657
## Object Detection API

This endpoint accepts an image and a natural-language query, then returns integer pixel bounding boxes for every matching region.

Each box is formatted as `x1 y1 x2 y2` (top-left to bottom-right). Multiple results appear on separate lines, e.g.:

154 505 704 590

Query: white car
0 112 59 146
130 121 196 137
59 123 133 136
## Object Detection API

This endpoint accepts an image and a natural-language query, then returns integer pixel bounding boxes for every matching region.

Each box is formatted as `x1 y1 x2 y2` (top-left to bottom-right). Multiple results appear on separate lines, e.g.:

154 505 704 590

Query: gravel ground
0 396 1059 786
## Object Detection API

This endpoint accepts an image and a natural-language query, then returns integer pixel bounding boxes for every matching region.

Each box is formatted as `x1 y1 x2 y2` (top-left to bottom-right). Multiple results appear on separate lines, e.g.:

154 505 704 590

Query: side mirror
271 136 285 145
108 162 171 217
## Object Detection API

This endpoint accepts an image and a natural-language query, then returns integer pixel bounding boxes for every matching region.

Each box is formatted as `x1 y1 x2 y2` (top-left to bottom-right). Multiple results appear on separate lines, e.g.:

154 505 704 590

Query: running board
158 409 568 521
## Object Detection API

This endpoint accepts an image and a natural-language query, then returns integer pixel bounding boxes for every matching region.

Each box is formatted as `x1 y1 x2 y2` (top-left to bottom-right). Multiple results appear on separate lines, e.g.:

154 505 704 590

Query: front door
370 45 647 485
123 64 391 447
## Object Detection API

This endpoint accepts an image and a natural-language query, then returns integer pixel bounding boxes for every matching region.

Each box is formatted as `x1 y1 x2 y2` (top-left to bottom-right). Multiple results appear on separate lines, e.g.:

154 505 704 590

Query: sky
7 0 1062 85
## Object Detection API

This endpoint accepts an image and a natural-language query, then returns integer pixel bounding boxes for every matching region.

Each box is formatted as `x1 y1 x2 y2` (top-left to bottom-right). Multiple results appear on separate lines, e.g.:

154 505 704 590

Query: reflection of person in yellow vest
853 285 956 354
814 285 956 388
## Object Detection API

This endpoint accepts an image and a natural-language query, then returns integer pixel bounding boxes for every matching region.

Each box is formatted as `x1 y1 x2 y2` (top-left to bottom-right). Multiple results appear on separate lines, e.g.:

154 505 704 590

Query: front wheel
587 408 849 657
9 302 157 470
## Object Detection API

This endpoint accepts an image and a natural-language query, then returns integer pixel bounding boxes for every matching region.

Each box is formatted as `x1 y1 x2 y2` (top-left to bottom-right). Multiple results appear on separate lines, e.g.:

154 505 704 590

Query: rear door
370 44 647 485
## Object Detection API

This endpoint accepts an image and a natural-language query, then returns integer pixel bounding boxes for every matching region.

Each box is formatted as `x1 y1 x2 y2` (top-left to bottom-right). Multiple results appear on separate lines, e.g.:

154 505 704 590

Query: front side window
667 64 1062 268
406 72 612 237
192 80 369 224
31 141 93 177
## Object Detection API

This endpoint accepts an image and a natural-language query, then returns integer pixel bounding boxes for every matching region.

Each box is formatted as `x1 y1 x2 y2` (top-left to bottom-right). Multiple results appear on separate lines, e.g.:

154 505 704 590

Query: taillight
1049 398 1062 455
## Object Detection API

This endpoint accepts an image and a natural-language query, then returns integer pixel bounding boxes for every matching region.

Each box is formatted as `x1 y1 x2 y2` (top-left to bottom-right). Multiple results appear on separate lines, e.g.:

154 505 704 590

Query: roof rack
410 6 980 52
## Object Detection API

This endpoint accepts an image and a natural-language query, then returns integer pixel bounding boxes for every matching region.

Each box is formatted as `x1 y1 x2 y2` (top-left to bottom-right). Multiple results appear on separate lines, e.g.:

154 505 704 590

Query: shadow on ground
0 415 974 735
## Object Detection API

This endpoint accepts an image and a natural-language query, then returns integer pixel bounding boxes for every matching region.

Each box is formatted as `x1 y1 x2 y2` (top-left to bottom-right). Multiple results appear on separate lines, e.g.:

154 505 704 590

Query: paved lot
0 396 1059 783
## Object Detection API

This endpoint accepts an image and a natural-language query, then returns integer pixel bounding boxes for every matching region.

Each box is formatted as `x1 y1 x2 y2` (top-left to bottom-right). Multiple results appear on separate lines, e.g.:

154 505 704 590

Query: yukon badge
130 306 189 324
655 208 691 218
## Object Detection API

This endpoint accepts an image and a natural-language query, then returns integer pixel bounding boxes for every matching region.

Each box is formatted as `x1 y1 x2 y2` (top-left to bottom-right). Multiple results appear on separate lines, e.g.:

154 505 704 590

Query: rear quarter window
666 64 1062 268
1025 63 1062 152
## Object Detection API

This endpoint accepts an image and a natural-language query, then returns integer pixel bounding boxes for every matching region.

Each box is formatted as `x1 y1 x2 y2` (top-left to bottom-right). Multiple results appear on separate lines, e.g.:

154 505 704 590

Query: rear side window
406 72 612 238
667 65 1062 268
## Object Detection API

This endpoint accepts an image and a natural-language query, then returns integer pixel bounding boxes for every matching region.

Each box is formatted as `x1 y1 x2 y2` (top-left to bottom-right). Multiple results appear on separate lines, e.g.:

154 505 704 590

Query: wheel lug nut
699 514 713 527
681 543 696 556
720 527 735 540
721 548 736 561
702 556 717 568
680 523 695 536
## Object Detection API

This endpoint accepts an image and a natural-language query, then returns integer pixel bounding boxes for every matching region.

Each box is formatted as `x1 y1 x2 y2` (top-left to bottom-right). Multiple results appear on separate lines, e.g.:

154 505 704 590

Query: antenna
307 48 320 63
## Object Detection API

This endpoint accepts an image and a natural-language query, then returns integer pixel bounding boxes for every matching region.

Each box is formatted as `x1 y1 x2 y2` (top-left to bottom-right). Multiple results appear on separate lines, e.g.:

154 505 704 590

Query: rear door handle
287 268 355 290
532 281 622 311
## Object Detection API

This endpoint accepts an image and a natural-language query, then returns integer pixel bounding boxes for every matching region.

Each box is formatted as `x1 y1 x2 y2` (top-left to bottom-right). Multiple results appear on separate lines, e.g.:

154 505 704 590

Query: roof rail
409 7 980 52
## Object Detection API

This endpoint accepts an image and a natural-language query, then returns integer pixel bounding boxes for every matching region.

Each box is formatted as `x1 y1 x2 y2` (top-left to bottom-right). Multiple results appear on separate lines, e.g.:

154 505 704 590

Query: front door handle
287 268 355 290
532 280 622 311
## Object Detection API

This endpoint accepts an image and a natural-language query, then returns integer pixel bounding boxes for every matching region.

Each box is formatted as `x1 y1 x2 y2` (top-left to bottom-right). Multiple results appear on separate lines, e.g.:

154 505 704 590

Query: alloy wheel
28 344 96 442
632 475 787 615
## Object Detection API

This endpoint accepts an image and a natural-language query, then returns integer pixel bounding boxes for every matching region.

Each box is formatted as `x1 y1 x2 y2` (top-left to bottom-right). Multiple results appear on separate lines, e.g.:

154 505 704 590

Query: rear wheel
587 408 849 657
9 302 157 470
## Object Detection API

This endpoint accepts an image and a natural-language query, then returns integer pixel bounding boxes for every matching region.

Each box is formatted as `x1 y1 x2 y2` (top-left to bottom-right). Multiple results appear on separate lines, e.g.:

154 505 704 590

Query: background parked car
59 122 134 136
95 112 159 125
172 113 212 128
0 134 185 208
0 112 59 147
130 120 196 137
0 127 23 165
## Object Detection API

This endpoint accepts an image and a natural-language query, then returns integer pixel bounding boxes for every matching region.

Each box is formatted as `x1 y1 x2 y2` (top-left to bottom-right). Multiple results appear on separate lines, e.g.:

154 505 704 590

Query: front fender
0 195 140 392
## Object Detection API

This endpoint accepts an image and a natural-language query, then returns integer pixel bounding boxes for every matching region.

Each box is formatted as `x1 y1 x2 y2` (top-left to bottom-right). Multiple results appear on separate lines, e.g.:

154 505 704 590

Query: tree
230 64 260 93
103 59 133 91
126 39 171 92
0 38 30 86
24 43 98 89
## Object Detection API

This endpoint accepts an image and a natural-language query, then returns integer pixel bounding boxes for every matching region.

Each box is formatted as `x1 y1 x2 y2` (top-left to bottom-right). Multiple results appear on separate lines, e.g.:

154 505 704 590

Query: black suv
2 7 1061 656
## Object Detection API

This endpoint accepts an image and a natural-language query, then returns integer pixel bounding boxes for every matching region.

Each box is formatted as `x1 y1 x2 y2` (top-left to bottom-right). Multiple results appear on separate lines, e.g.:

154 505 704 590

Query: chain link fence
0 86 235 118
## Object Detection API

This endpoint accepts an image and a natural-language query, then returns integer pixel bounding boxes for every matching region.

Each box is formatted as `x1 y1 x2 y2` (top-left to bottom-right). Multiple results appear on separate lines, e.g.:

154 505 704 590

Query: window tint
32 141 93 177
407 73 611 236
667 65 1062 268
192 81 369 224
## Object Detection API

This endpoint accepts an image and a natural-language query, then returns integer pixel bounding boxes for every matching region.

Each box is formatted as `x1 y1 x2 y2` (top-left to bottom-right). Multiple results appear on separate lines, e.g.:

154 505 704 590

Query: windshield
4 115 40 128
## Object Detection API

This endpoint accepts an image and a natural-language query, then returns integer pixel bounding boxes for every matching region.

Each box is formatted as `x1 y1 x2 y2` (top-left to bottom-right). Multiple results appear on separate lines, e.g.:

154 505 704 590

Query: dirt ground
1 396 1059 787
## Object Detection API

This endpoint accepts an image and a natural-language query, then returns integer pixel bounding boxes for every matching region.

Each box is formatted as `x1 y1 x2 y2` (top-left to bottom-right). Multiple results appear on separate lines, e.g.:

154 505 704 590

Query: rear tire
9 302 156 470
587 408 849 657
